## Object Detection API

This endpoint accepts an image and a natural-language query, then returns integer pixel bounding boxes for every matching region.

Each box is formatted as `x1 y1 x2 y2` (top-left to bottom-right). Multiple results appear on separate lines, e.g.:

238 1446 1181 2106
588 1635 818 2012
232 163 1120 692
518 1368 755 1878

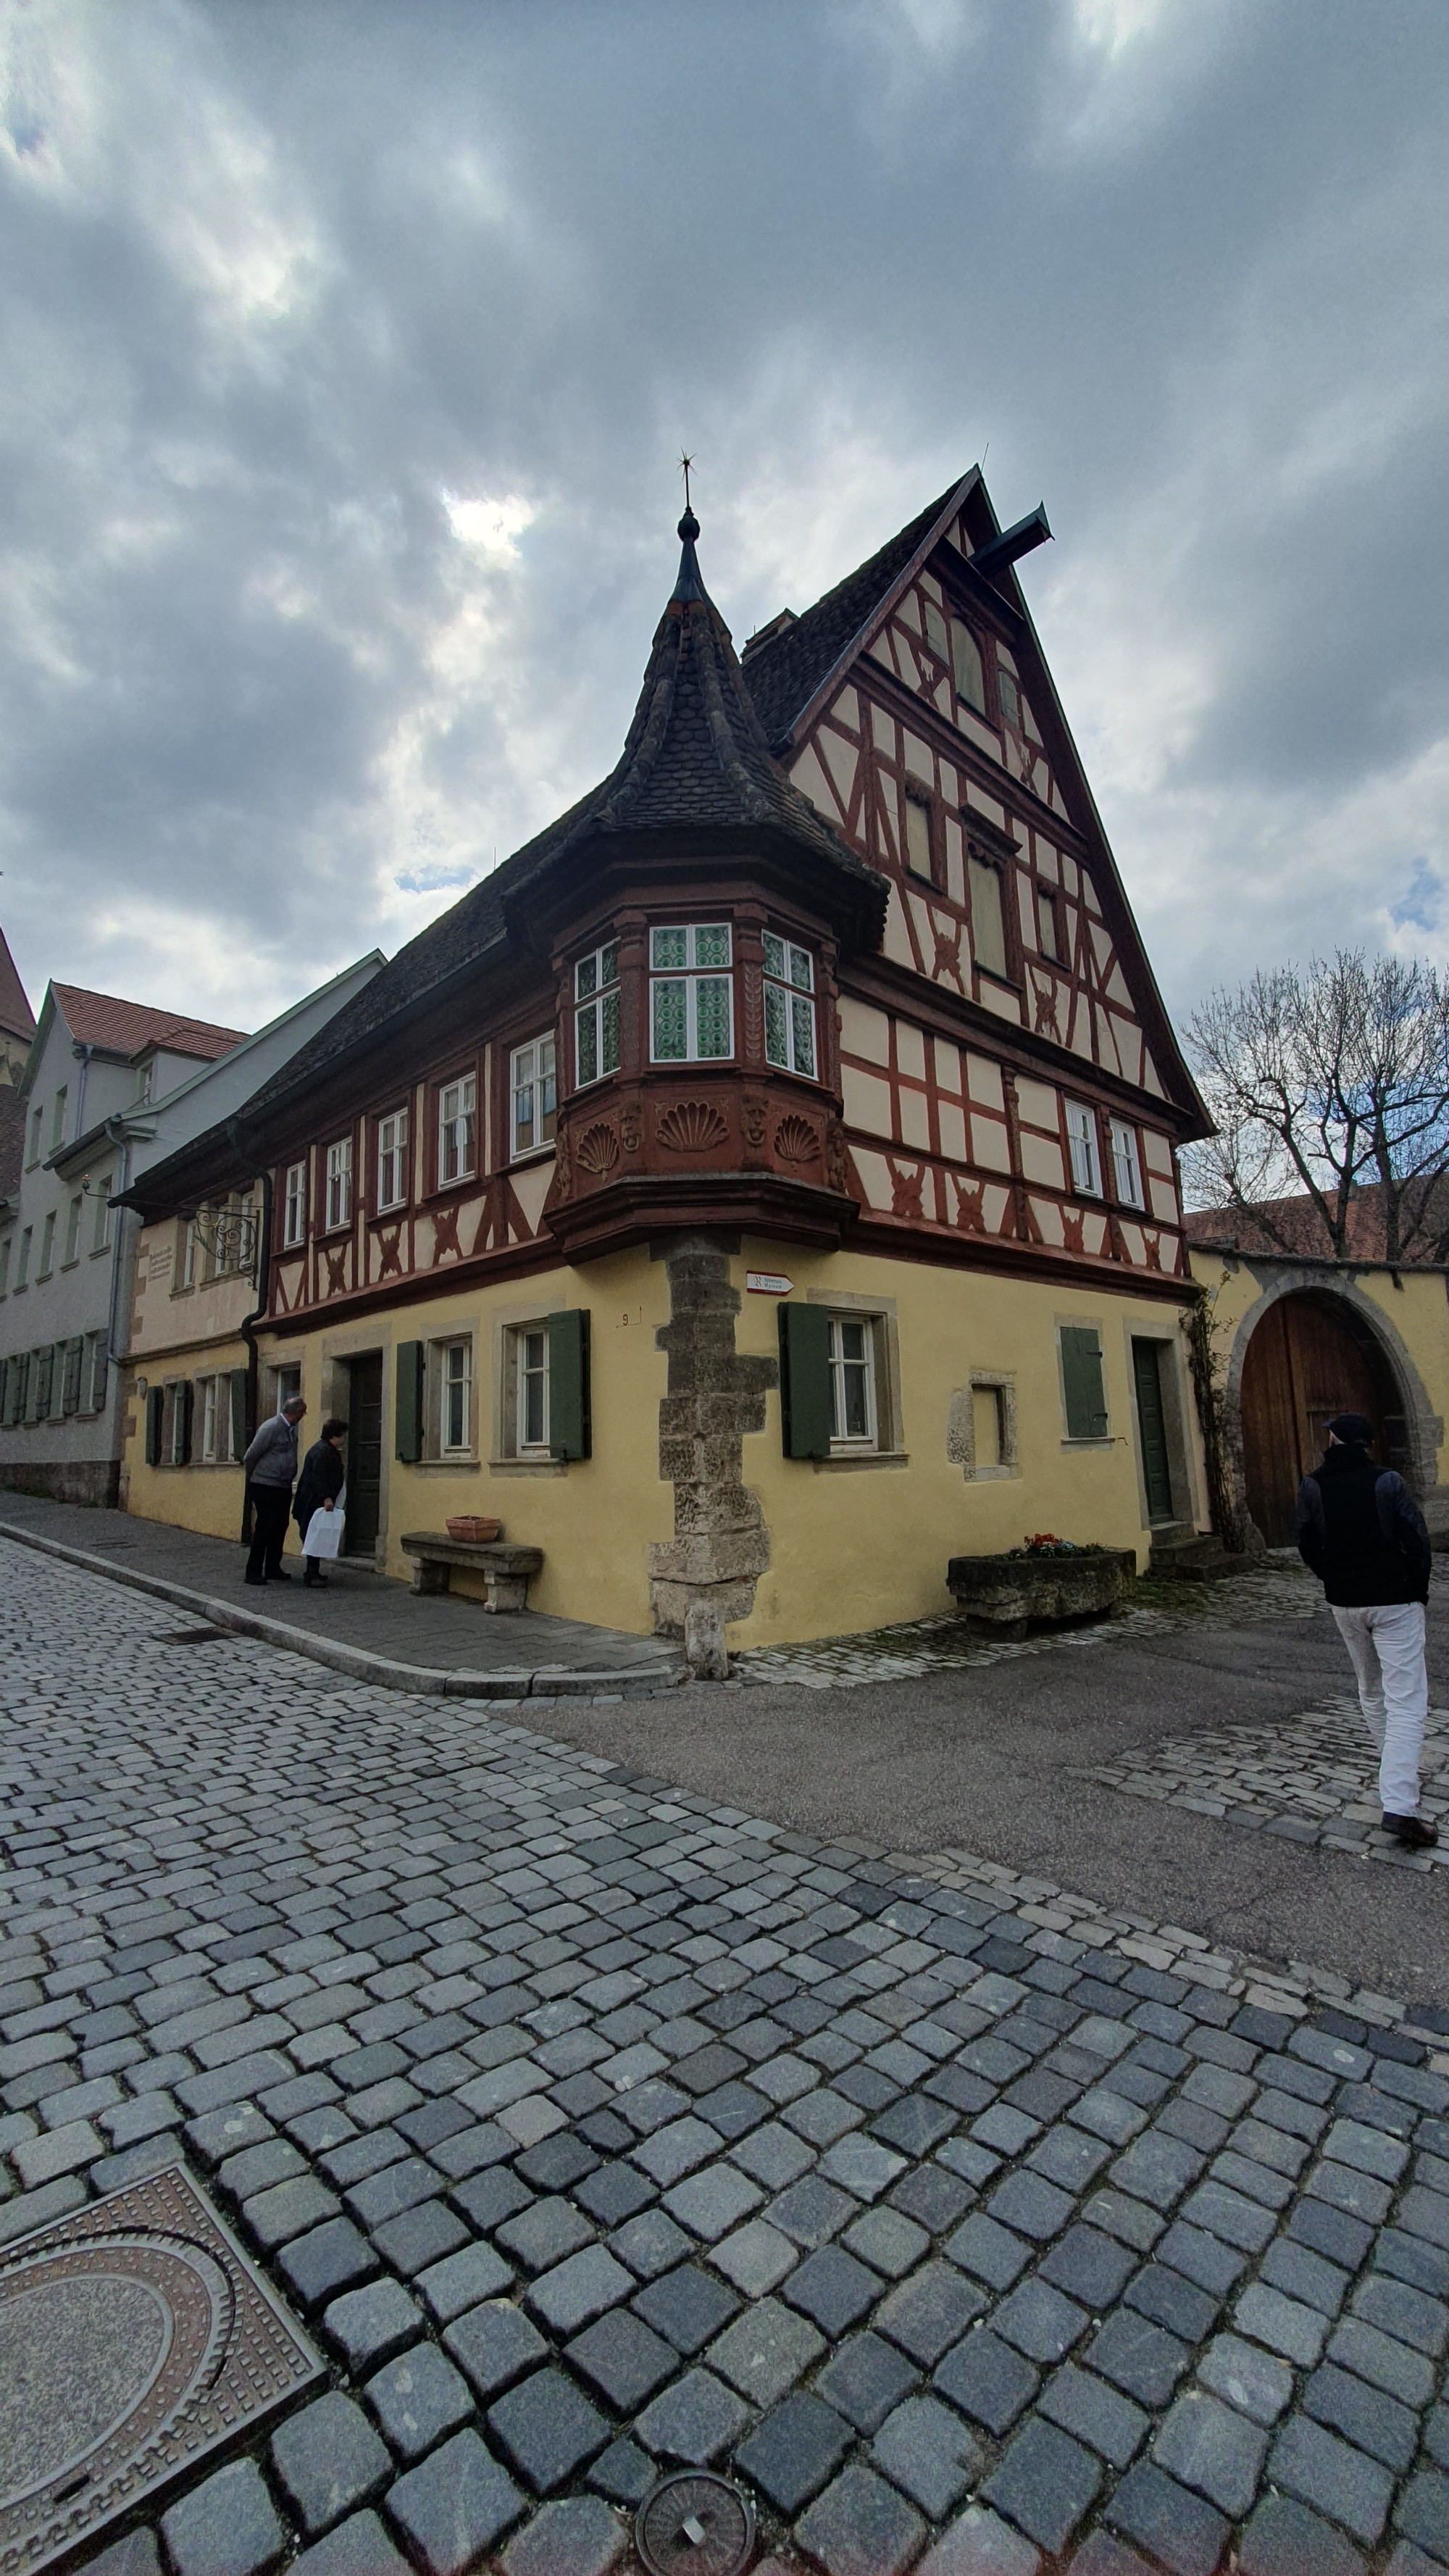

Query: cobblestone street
7 1536 1449 2576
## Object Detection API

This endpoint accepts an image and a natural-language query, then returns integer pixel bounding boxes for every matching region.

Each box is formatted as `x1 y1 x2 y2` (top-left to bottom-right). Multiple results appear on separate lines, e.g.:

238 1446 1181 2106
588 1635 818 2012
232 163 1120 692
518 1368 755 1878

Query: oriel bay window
438 1074 476 1185
575 942 620 1087
763 935 817 1077
325 1137 354 1230
651 925 732 1062
377 1109 409 1212
511 1038 556 1157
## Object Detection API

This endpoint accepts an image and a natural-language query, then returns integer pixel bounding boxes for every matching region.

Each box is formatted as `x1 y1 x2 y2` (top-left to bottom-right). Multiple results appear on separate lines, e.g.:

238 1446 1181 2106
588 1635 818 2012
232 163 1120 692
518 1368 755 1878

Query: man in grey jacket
243 1396 307 1586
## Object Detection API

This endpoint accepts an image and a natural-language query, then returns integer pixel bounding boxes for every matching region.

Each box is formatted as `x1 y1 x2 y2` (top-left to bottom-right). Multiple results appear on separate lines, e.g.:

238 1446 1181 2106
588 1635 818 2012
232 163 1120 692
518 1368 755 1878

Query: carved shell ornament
576 1122 620 1176
774 1114 819 1164
657 1100 729 1154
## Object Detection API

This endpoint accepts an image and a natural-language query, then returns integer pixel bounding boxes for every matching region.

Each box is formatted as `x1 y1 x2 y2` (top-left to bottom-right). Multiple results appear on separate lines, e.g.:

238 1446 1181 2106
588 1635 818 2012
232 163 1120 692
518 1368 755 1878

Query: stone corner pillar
647 1235 777 1640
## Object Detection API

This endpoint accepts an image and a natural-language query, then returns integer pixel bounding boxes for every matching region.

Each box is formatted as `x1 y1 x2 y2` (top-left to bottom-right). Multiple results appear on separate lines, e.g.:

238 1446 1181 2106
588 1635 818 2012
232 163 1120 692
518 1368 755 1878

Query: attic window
952 622 986 716
998 664 1022 731
923 599 950 663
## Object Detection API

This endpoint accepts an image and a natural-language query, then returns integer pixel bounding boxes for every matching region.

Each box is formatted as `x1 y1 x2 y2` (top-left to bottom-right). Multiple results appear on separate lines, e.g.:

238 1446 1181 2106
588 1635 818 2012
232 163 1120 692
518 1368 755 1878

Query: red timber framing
120 478 1209 1326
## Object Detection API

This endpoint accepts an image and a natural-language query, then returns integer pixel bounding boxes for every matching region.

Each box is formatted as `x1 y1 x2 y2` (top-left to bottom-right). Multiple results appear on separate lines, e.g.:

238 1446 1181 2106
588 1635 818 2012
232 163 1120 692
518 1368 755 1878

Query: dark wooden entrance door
1131 1339 1175 1524
1239 1293 1402 1545
344 1354 383 1556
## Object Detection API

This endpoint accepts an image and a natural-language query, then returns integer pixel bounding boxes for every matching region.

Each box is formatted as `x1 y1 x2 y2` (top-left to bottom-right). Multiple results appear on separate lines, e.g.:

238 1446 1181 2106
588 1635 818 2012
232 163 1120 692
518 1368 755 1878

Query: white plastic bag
301 1495 345 1560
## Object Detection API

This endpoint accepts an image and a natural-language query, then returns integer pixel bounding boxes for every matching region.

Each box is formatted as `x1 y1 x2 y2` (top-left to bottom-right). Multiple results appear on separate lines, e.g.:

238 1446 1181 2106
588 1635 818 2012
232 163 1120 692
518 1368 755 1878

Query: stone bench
399 1532 544 1613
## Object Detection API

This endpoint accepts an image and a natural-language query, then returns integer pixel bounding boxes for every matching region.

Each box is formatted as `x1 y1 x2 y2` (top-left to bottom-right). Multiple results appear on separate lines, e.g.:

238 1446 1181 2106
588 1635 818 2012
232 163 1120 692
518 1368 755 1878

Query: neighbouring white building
0 957 383 1504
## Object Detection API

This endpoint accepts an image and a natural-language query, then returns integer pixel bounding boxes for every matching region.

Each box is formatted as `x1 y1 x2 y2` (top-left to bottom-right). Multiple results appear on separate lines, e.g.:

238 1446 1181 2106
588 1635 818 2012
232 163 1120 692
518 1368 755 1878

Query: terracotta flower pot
446 1516 502 1544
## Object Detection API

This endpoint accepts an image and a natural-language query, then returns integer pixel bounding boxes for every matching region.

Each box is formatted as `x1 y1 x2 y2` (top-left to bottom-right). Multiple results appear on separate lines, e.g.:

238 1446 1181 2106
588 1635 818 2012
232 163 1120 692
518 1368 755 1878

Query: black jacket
1294 1444 1431 1606
293 1439 345 1532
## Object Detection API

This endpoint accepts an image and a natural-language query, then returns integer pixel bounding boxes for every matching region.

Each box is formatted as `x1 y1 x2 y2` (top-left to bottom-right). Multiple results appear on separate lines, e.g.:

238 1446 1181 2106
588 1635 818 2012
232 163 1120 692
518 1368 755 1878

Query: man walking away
242 1394 307 1587
1295 1410 1437 1849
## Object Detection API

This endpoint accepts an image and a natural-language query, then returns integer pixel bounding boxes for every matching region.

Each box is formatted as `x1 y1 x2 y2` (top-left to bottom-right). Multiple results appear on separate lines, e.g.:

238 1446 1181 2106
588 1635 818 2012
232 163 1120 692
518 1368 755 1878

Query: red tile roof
50 985 247 1064
0 932 34 1043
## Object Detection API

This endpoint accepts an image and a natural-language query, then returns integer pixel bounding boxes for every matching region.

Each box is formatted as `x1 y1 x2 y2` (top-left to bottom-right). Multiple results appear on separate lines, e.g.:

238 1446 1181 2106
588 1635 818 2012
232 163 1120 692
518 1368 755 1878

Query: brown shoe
1382 1814 1440 1849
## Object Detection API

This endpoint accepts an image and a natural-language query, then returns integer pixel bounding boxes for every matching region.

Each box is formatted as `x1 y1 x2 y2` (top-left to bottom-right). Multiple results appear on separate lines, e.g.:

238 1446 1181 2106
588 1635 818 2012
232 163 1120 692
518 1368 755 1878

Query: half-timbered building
120 471 1214 1644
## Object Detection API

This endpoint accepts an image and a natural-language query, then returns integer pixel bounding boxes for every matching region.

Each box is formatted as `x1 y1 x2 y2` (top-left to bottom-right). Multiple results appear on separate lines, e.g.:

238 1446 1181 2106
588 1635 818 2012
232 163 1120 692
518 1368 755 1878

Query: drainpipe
106 1133 135 1365
236 1136 272 1548
73 1043 94 1143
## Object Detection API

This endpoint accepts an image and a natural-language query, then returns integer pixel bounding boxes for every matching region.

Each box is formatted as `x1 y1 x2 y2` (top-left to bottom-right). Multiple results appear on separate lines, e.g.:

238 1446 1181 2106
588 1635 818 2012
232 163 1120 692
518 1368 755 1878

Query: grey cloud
0 0 1445 1028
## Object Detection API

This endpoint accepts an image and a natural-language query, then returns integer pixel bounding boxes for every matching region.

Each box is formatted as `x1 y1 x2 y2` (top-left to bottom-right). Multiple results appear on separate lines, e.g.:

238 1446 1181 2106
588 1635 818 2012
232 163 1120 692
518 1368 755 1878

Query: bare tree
1183 951 1449 1264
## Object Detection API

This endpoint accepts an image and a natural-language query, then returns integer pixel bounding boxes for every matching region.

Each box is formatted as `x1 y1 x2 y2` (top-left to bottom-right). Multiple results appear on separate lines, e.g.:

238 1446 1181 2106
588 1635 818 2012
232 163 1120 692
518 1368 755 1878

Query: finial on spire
678 451 699 545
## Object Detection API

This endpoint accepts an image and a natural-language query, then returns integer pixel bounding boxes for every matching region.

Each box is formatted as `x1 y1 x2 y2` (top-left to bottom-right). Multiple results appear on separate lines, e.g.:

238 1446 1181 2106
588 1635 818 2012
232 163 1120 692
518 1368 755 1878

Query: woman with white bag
293 1418 348 1588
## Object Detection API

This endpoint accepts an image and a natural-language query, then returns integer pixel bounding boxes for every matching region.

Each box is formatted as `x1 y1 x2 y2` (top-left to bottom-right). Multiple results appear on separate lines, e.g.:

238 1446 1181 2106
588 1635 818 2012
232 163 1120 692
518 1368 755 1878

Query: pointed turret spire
671 503 705 605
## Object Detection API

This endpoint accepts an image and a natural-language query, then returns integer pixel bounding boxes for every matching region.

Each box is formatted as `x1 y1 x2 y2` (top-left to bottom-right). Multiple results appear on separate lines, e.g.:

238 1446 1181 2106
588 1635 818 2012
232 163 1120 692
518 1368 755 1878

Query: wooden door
344 1354 383 1555
1239 1295 1394 1545
1132 1339 1176 1524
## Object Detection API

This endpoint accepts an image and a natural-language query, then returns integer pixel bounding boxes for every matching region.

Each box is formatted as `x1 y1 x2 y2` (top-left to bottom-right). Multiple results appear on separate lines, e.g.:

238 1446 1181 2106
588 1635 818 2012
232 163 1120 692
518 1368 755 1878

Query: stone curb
0 1519 683 1700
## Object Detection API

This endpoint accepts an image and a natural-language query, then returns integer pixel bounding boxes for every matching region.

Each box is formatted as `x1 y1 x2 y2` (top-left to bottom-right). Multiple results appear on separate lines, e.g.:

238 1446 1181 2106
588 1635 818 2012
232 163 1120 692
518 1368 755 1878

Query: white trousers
1332 1600 1428 1817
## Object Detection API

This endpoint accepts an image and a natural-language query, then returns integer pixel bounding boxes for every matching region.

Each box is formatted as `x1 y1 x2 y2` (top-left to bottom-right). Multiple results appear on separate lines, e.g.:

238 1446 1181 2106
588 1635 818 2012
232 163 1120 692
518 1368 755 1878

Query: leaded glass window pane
789 944 814 991
577 1006 598 1086
576 952 598 1000
694 924 730 969
695 978 732 1059
652 980 688 1060
601 988 620 1074
764 933 786 982
651 927 688 970
764 982 790 1069
791 993 816 1078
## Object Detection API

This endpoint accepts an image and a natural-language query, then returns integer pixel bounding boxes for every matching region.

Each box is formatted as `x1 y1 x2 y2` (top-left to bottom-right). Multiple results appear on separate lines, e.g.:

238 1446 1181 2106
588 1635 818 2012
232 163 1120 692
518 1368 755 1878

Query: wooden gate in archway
1239 1291 1408 1545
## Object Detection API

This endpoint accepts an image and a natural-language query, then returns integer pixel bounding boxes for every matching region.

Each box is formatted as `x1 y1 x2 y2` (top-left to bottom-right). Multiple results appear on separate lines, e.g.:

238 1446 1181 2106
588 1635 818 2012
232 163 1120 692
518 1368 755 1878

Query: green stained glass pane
653 979 687 1059
695 977 732 1059
694 924 730 970
791 993 816 1077
763 933 786 982
601 988 620 1073
577 1004 598 1085
790 944 813 991
576 953 598 1001
651 928 688 970
764 982 789 1068
601 941 619 988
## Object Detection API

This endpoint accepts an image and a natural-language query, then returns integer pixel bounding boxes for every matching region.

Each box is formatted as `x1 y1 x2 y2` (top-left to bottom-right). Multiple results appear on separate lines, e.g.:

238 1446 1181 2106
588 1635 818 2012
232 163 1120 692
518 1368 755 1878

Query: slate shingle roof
0 931 34 1045
206 516 885 1151
740 477 969 749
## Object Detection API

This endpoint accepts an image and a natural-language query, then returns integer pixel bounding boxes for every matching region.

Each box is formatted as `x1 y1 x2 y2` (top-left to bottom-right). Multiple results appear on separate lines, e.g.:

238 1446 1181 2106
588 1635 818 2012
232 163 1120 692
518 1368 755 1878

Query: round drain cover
635 2472 755 2576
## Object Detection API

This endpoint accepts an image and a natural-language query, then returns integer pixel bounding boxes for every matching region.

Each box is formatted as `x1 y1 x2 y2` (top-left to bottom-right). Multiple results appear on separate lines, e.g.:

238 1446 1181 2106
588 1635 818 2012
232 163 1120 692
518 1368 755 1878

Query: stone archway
1224 1268 1440 1546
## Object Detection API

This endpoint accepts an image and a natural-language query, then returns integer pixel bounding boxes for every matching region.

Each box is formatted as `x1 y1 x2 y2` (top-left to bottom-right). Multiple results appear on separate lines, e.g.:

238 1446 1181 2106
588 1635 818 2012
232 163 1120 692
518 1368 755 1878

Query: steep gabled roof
0 931 34 1044
51 986 246 1062
742 475 975 749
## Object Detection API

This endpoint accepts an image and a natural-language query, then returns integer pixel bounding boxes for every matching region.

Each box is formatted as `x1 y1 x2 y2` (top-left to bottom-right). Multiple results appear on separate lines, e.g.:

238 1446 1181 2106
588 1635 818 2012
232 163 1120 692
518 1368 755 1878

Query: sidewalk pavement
0 1491 681 1698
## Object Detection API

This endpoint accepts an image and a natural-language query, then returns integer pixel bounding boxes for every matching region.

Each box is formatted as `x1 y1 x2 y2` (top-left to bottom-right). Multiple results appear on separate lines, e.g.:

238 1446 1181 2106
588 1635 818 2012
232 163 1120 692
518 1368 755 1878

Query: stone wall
648 1236 776 1639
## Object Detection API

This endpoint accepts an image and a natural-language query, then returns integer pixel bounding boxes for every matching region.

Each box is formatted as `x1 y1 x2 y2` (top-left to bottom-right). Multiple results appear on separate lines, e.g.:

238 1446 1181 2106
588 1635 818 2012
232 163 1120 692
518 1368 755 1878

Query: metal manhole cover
636 2472 755 2576
0 2165 322 2576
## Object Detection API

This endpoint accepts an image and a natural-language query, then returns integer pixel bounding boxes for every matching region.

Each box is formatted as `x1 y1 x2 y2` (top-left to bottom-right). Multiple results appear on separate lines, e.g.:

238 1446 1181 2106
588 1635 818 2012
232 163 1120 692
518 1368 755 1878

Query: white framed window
325 1137 354 1230
763 935 817 1077
64 1196 83 1265
377 1109 409 1212
969 856 1009 982
91 1176 112 1254
1037 888 1064 963
136 1061 154 1106
827 1314 877 1451
516 1324 549 1454
198 1374 235 1464
1109 1117 1145 1209
167 1381 189 1466
511 1037 556 1158
26 1108 41 1167
438 1074 476 1184
272 1364 301 1414
1066 1101 1103 1197
440 1338 472 1456
998 661 1022 731
50 1088 67 1151
651 924 733 1063
180 1217 198 1289
283 1160 306 1248
38 1213 54 1277
923 597 950 664
903 794 935 883
575 942 620 1087
16 1227 31 1288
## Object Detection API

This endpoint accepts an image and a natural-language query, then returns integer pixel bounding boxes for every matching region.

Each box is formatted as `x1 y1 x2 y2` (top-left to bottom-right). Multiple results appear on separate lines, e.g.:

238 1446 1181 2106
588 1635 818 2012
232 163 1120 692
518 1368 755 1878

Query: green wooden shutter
228 1369 251 1462
146 1385 164 1464
61 1338 83 1416
0 1360 12 1427
1061 1325 1108 1439
548 1309 592 1459
396 1341 425 1462
779 1303 832 1459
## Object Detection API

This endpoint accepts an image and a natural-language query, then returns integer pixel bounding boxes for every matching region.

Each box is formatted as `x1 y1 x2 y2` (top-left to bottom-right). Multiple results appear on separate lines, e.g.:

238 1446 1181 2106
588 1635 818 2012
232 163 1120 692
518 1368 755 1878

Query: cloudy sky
2 0 1446 1041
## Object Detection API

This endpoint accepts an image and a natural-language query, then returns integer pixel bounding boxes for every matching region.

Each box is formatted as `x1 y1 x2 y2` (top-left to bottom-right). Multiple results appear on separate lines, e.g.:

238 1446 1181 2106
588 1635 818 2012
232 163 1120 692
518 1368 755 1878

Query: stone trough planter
946 1547 1137 1638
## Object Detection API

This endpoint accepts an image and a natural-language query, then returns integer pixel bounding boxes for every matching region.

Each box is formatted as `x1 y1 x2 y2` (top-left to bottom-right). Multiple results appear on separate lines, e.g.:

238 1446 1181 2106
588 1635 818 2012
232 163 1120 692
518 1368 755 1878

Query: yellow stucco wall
120 1241 1205 1644
1190 1251 1449 1501
122 1335 251 1541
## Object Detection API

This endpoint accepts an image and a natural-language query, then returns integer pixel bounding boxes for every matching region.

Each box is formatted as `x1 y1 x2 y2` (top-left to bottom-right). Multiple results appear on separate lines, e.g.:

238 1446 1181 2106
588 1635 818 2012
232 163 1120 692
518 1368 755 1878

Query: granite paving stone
735 2390 854 2512
982 2414 1103 2554
871 2393 984 2519
365 2342 475 2459
289 2512 412 2576
1269 2414 1395 2545
934 2328 1040 2435
632 2365 751 2464
384 2430 526 2574
707 2293 826 2405
1038 2363 1150 2469
815 2330 922 2434
270 2394 392 2533
485 2367 612 2492
1106 2462 1230 2576
795 2462 929 2576
1236 2493 1368 2576
161 2462 287 2576
444 2299 551 2399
